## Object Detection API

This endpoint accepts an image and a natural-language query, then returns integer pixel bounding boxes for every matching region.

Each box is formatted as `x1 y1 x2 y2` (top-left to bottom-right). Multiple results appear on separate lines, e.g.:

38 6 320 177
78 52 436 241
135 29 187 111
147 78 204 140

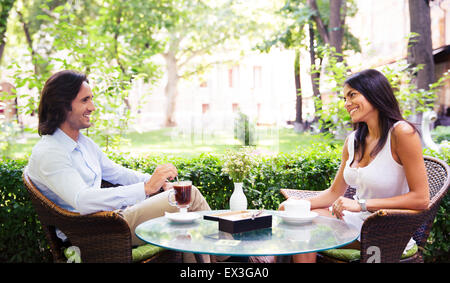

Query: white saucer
277 211 318 225
165 212 201 224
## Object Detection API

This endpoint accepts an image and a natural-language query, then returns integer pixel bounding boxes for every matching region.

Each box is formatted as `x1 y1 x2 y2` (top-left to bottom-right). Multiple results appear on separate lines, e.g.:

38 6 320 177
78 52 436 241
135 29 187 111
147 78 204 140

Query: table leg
276 255 291 263
195 253 205 263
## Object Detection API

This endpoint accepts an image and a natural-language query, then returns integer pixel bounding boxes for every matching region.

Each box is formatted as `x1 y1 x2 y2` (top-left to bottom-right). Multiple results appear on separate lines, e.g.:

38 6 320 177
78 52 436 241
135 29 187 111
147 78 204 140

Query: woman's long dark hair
345 69 417 163
38 70 88 136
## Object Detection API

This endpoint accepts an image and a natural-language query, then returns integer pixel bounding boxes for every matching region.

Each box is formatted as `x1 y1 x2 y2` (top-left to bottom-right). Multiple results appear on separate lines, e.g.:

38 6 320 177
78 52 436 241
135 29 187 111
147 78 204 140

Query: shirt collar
52 128 79 153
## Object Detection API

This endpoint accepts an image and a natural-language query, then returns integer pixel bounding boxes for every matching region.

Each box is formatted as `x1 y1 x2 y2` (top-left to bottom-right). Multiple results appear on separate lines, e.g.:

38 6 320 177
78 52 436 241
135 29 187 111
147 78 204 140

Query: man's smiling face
63 81 96 132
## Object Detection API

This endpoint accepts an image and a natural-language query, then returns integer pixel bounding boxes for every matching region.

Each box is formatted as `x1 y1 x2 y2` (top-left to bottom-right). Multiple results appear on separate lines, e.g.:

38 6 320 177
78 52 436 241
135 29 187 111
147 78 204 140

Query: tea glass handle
168 189 177 207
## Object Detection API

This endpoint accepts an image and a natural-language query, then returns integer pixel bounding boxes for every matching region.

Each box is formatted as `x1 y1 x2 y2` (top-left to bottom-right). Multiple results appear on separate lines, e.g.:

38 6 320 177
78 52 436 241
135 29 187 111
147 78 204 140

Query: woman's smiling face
343 84 378 124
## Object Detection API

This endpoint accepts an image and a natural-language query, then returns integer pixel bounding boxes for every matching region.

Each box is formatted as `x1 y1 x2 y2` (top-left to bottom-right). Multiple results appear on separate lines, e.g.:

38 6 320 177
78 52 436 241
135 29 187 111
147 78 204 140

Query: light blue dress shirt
26 128 151 215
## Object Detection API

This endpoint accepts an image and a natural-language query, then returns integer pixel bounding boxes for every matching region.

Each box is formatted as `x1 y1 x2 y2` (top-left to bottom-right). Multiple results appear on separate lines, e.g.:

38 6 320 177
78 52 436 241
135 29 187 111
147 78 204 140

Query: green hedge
423 147 450 263
0 144 448 262
432 126 450 143
0 159 52 262
107 143 342 211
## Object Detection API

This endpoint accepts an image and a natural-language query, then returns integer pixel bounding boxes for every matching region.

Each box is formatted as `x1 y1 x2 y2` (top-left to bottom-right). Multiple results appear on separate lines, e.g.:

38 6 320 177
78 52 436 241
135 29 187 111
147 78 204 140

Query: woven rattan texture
23 173 180 263
280 156 449 263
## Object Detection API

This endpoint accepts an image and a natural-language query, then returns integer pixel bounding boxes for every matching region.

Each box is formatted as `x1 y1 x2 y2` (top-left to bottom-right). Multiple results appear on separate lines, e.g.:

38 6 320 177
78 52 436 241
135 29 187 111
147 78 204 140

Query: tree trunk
307 0 329 45
329 0 345 62
309 25 321 114
0 43 5 65
0 0 15 65
17 10 37 74
407 0 435 135
294 49 303 126
407 0 435 90
163 51 179 127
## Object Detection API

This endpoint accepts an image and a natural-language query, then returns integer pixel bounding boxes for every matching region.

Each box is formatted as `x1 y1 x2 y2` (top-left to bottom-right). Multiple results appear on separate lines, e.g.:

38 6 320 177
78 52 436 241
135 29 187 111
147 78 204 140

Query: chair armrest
280 187 356 200
280 189 321 200
54 210 133 263
359 208 427 263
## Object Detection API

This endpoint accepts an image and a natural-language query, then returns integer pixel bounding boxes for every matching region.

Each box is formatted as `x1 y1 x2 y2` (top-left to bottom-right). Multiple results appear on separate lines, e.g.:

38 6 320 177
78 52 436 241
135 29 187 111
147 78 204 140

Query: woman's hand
331 196 361 219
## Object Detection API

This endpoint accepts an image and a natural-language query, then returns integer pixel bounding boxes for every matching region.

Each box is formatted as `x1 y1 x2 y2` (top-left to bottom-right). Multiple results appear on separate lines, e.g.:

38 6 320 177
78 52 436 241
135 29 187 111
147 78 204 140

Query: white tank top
343 121 410 199
341 121 416 252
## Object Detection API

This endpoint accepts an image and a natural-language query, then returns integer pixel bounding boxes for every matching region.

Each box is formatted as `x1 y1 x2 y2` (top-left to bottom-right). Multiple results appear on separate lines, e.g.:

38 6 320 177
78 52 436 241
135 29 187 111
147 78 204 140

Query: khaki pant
117 186 211 262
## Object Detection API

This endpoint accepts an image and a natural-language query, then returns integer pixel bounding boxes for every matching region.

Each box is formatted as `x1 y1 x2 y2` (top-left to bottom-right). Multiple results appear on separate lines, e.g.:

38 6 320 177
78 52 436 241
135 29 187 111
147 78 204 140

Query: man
26 70 211 262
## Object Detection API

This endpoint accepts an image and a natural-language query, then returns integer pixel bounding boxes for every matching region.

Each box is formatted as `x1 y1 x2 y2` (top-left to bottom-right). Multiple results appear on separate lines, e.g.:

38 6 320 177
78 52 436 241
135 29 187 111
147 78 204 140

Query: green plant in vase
222 147 257 210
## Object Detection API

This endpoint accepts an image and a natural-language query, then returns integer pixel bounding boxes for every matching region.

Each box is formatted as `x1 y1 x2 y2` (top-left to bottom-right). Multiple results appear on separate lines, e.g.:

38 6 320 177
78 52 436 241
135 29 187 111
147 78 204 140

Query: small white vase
229 182 247 211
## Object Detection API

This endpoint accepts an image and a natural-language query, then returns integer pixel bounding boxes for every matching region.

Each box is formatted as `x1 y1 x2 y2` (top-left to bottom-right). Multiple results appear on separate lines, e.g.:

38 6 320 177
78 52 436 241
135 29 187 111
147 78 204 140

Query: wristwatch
358 199 367 212
149 187 165 197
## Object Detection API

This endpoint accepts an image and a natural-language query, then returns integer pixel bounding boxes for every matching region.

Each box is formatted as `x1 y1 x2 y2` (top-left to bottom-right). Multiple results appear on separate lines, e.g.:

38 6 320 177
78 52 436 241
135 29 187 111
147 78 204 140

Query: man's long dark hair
345 69 417 163
38 70 88 136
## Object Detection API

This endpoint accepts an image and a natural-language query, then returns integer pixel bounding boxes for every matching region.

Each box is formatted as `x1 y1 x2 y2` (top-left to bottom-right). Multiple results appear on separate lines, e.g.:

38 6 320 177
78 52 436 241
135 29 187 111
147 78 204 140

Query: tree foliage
0 0 16 63
155 0 263 126
3 0 169 151
256 0 360 126
315 46 449 138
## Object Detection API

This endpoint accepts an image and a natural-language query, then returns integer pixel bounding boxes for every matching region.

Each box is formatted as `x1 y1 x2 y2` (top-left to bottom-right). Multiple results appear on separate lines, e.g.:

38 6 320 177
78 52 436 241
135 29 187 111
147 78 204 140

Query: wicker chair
280 156 449 263
23 172 181 263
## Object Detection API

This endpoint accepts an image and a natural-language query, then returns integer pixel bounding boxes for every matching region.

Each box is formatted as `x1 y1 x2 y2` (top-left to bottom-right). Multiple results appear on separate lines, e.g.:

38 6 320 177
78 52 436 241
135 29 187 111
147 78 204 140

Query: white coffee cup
284 199 311 216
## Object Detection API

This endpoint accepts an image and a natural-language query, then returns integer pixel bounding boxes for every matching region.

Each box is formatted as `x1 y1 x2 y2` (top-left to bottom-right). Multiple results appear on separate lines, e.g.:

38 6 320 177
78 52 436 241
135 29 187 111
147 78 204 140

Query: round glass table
135 210 359 262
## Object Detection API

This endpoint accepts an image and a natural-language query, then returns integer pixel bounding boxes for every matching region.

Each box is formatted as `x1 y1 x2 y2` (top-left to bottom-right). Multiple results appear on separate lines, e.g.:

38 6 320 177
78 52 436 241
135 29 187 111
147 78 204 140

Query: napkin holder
204 210 272 234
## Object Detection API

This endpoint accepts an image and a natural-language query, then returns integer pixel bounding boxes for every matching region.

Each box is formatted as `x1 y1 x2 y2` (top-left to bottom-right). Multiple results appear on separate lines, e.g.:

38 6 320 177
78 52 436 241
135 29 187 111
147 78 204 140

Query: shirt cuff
127 182 147 204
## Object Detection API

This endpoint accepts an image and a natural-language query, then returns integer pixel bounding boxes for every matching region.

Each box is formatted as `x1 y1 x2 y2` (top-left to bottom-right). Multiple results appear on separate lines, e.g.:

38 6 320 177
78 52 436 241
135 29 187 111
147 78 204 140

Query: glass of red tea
168 181 192 213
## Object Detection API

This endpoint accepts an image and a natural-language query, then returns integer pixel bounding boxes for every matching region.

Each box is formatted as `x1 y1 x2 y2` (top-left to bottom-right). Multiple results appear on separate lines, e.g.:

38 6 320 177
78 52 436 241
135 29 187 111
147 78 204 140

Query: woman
280 69 430 263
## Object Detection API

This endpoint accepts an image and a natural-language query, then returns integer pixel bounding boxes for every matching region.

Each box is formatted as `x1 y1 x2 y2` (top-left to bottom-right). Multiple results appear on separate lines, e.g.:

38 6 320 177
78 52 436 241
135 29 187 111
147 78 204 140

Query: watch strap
358 199 367 212
149 187 165 197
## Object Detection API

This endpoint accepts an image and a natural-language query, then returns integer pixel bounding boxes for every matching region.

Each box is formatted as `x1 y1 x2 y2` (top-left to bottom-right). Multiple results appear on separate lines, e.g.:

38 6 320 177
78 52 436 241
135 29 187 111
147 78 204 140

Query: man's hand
144 164 177 196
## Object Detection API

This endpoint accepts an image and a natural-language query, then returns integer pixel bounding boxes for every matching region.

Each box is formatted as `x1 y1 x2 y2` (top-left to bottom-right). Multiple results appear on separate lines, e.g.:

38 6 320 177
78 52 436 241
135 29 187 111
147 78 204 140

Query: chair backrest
346 156 448 250
412 156 449 246
343 156 448 199
424 156 449 200
343 186 356 199
22 171 74 262
22 171 133 262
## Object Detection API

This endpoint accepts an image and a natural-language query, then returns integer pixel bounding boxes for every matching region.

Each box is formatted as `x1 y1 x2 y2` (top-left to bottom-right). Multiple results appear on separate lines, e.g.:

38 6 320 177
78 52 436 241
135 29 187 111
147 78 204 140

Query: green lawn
9 136 39 159
121 127 339 157
7 127 341 159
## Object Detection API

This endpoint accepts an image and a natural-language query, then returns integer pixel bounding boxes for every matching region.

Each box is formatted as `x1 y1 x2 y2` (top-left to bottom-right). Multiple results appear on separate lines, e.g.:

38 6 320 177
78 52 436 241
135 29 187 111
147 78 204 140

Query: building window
253 66 262 88
257 103 261 120
232 103 239 113
202 104 210 114
228 66 239 88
